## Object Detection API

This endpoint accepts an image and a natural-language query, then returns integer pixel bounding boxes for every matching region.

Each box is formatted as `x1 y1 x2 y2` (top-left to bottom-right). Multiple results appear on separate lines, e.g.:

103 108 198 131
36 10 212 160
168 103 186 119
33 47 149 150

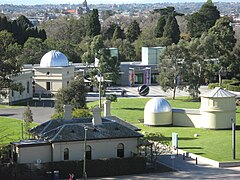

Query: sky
1 0 239 6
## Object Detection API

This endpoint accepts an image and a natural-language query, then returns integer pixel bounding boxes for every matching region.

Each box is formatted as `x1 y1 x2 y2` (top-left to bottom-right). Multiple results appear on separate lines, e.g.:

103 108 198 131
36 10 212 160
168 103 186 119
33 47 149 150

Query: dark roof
30 117 143 143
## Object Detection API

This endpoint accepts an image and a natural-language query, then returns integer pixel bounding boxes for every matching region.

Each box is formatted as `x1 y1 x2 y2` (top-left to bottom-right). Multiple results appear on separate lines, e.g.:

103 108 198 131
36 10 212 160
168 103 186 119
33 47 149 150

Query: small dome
40 50 69 67
144 97 172 113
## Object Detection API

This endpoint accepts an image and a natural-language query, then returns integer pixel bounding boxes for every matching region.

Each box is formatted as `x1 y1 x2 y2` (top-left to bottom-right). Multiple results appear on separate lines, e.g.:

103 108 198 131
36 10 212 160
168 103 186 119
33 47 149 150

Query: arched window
117 143 124 158
64 148 69 160
86 145 92 160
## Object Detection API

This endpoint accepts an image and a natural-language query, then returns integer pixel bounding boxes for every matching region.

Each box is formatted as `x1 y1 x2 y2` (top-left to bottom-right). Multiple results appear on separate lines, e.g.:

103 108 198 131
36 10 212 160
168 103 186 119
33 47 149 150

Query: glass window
27 81 30 94
64 148 69 160
117 143 124 158
46 82 51 90
86 145 92 160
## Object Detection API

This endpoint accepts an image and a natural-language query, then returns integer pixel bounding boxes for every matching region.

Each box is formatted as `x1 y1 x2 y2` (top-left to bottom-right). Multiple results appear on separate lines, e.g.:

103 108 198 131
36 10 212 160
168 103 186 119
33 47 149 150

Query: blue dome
144 97 172 113
40 50 69 67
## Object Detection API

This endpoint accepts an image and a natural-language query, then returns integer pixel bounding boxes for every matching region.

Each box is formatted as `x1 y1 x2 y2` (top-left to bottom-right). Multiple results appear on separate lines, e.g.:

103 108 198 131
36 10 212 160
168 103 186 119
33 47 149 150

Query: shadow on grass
122 107 144 111
180 147 203 150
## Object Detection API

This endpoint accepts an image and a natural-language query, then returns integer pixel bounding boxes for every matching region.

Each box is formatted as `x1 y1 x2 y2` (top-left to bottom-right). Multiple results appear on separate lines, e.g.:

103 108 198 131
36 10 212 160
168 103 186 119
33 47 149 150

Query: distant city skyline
1 0 240 5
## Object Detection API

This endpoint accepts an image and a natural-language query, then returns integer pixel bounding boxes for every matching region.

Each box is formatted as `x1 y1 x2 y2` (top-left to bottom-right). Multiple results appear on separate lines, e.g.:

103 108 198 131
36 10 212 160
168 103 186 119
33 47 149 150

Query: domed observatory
144 97 172 126
40 50 69 67
200 87 236 129
34 50 74 96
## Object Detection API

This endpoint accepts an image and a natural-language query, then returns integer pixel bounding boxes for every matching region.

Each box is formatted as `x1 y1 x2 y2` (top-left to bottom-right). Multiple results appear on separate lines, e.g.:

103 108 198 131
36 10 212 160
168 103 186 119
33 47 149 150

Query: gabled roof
30 117 143 143
201 87 236 98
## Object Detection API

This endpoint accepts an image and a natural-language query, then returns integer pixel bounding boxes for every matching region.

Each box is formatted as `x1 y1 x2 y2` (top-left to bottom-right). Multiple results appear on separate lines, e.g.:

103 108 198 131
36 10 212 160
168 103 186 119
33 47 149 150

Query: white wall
0 70 33 104
52 138 139 162
17 145 51 164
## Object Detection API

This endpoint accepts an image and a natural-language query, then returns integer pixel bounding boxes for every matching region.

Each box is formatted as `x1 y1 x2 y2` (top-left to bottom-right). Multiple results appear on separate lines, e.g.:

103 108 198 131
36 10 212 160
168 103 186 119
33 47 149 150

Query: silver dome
40 50 69 67
144 97 172 113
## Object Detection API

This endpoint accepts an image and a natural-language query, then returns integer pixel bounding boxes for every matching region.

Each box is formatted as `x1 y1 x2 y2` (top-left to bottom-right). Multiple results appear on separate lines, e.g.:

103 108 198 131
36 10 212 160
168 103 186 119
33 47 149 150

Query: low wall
172 108 202 128
0 157 146 180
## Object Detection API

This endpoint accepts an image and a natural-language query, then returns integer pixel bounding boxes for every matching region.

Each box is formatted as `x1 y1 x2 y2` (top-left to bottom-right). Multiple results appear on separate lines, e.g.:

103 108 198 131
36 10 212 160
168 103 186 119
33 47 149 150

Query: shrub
208 83 219 89
51 109 92 119
227 84 240 92
72 108 92 118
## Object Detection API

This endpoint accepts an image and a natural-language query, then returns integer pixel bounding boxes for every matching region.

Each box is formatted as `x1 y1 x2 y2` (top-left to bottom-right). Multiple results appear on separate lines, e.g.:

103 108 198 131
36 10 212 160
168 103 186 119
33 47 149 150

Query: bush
208 83 219 89
72 108 92 118
227 84 240 92
51 109 92 119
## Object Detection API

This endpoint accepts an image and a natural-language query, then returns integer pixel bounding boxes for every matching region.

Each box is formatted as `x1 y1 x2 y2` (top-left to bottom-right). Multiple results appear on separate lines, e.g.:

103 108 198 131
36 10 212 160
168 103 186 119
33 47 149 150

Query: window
67 81 69 86
86 145 92 160
46 82 51 90
46 72 50 76
64 148 69 160
27 81 30 94
117 143 124 158
12 90 14 97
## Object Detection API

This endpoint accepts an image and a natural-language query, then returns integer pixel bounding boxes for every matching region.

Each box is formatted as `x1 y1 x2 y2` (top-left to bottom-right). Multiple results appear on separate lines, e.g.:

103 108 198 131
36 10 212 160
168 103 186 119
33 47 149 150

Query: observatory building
144 97 172 126
144 87 236 129
34 50 74 96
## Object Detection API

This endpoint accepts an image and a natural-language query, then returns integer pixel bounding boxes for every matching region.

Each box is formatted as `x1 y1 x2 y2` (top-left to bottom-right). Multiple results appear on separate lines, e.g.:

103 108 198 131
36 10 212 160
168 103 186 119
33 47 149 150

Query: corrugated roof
201 87 236 98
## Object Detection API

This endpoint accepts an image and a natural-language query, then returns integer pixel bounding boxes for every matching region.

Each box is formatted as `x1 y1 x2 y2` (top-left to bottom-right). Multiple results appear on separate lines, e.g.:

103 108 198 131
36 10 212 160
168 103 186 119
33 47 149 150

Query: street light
83 127 88 179
98 72 102 108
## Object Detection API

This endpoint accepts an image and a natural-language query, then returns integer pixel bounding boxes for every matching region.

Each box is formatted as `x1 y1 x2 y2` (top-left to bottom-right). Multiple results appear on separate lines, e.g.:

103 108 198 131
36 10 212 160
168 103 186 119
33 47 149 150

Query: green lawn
0 117 37 146
89 97 240 162
0 97 239 161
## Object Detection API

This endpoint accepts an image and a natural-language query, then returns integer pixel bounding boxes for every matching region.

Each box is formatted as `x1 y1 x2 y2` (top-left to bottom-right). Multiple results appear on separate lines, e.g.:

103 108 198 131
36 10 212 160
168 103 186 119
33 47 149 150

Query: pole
232 122 236 160
83 128 88 179
99 73 101 108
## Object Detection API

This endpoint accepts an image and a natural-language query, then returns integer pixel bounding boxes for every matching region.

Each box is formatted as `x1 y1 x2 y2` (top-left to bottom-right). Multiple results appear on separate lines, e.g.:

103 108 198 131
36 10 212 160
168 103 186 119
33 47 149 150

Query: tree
125 20 141 43
0 30 23 97
158 43 187 99
22 106 33 139
208 16 236 85
87 9 101 37
187 0 220 38
98 48 120 84
112 25 123 40
55 75 87 113
155 16 166 38
19 37 47 65
163 13 180 45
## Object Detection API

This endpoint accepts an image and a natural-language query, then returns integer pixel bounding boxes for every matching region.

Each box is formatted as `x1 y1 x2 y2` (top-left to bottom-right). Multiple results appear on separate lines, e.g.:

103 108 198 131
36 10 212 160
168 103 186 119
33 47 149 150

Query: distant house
0 70 33 105
11 105 143 164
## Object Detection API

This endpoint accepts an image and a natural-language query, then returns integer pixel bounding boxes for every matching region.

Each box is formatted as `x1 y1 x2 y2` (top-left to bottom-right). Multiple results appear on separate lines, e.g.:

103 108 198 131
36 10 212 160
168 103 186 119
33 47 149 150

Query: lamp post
83 127 88 179
98 72 102 108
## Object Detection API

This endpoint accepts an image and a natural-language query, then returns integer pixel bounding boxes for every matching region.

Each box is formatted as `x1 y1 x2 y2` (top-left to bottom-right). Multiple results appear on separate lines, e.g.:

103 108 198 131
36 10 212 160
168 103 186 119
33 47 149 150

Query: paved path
0 107 55 124
92 154 240 179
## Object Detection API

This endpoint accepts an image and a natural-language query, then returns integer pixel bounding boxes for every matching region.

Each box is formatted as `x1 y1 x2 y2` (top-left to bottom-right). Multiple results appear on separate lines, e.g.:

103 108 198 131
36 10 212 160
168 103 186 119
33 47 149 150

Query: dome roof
40 50 69 67
144 97 172 113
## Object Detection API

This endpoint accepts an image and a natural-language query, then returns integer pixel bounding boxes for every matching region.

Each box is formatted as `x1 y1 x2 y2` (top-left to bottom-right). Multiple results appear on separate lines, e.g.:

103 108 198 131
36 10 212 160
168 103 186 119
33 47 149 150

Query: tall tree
87 9 101 37
155 16 166 38
158 43 187 99
126 20 141 43
0 30 23 96
187 0 220 38
163 13 180 45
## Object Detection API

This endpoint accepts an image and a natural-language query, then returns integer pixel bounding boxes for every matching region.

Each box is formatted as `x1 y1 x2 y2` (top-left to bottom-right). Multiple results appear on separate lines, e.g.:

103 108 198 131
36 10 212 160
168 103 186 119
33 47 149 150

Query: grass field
0 117 37 146
0 97 239 161
89 97 240 162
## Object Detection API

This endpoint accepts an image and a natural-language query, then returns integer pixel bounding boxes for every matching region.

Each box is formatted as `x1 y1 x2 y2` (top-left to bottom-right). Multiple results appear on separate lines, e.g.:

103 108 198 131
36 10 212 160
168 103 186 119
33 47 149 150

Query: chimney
92 107 102 126
64 105 72 120
104 100 111 117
